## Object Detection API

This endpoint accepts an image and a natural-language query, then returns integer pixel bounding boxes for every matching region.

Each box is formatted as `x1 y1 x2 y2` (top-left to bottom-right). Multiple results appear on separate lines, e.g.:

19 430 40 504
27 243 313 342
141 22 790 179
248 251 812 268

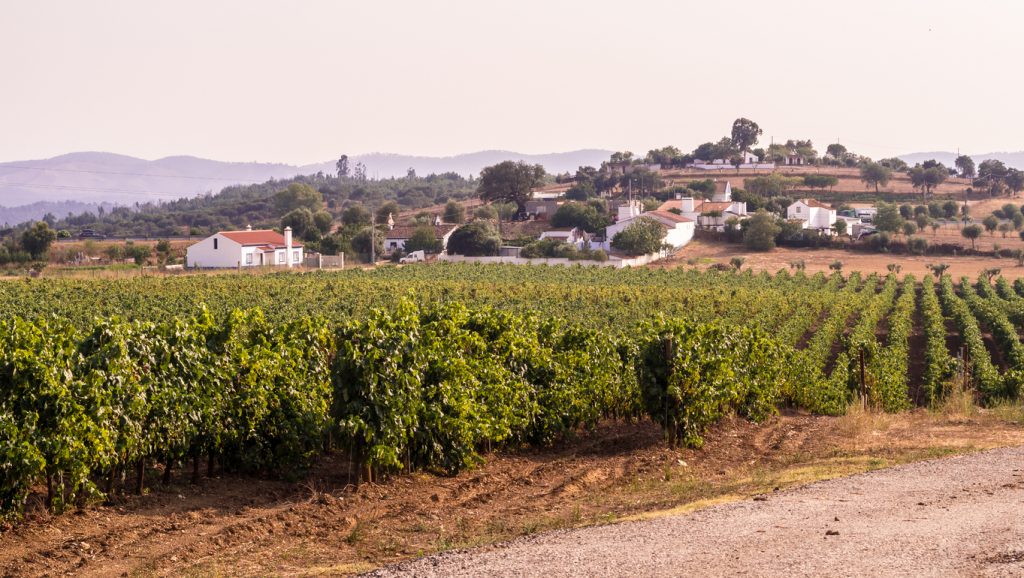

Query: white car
399 250 426 264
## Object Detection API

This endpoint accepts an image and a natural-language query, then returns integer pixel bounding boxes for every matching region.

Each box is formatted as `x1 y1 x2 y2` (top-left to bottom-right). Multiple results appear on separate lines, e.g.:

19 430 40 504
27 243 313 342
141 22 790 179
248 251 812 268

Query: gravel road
370 446 1024 577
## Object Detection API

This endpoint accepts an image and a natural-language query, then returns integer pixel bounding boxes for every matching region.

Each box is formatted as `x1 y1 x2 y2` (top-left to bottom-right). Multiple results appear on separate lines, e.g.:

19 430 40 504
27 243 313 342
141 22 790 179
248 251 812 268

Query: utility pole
370 202 376 265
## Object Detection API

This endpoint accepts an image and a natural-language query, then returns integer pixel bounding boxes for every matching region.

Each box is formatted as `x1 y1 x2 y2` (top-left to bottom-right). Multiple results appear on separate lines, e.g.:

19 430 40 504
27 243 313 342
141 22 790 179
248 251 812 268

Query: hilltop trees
336 155 350 178
860 162 892 193
477 161 546 214
275 183 323 214
730 118 762 152
961 224 983 249
908 163 947 200
955 155 976 179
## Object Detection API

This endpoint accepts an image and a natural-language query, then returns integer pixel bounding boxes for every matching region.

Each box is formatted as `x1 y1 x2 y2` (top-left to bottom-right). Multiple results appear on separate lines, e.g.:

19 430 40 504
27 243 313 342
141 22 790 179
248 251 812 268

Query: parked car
399 250 426 264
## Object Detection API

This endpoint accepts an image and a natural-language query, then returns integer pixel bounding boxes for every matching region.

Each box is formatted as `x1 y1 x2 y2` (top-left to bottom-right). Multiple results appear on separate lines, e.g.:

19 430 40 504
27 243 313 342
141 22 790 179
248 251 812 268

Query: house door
259 253 264 266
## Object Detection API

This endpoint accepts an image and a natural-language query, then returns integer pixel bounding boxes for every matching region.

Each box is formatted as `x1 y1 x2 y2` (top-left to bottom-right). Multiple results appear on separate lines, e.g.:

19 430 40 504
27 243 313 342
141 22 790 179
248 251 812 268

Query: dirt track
373 446 1024 577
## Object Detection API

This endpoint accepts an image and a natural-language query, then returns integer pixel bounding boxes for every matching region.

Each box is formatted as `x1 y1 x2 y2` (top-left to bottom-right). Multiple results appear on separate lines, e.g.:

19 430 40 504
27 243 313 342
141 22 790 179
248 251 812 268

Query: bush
447 221 501 256
611 217 667 256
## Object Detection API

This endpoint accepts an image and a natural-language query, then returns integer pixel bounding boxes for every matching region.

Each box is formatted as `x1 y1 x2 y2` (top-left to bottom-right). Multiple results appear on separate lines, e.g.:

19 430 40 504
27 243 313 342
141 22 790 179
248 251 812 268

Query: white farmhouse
186 226 303 268
384 224 458 255
787 199 837 232
538 227 592 249
658 181 748 231
605 211 695 250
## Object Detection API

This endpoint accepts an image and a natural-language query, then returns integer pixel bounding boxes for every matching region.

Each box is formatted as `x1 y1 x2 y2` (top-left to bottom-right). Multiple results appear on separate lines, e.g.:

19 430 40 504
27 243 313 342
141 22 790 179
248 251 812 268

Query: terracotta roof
714 180 731 193
219 229 303 248
645 211 693 224
700 202 735 213
384 224 458 240
797 199 833 209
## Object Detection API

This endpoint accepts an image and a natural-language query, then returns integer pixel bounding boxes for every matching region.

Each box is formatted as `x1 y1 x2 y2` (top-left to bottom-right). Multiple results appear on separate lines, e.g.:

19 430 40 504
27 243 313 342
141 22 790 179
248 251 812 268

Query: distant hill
898 151 1024 170
0 149 614 224
0 200 114 228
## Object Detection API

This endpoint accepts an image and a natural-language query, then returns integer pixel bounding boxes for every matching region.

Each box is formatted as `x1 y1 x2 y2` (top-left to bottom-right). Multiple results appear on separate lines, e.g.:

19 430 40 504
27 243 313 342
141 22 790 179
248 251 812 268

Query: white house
186 226 303 268
787 199 837 232
384 224 458 254
605 210 695 250
539 227 592 249
689 153 775 171
659 181 748 231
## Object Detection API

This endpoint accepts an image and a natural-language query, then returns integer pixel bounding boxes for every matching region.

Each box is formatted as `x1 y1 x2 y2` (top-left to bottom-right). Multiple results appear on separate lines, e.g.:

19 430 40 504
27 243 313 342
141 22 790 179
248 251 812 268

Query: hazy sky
3 0 1022 164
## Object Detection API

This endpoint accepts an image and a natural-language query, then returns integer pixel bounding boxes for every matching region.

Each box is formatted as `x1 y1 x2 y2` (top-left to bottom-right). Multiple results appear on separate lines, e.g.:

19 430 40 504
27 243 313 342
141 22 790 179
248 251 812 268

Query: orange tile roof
646 210 693 224
220 229 303 248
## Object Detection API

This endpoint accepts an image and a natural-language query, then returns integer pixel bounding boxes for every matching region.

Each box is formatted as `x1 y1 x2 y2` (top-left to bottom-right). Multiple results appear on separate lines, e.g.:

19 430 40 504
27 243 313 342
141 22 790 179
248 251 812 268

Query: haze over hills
3 148 1024 226
0 149 613 224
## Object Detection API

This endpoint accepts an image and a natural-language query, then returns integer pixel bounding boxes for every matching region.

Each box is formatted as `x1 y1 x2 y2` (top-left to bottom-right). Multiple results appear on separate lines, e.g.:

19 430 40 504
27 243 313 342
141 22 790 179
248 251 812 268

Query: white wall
186 234 243 268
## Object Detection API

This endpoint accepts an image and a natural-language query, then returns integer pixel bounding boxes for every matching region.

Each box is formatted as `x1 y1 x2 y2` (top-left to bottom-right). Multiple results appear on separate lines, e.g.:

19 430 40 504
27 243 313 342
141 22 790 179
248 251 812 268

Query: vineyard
2 264 1024 524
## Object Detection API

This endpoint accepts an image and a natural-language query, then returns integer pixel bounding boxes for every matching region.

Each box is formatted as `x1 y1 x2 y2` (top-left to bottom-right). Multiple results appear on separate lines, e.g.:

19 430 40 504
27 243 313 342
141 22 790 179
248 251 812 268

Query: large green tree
443 201 465 224
730 118 762 152
477 161 546 214
610 217 667 256
860 162 892 193
403 226 443 254
550 202 608 233
21 221 56 259
274 183 323 214
742 210 781 251
955 155 976 179
447 221 501 256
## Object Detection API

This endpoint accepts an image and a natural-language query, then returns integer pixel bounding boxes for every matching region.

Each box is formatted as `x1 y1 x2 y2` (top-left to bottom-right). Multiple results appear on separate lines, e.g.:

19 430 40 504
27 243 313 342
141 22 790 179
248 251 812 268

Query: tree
1006 169 1024 196
275 183 323 214
860 162 892 193
825 143 848 162
978 159 1009 196
803 174 839 191
998 222 1014 238
342 205 372 227
873 203 903 233
447 221 501 256
982 215 1000 236
313 210 334 236
473 205 497 220
550 202 608 233
901 221 917 237
610 217 667 256
403 226 442 254
351 226 384 262
477 161 546 214
353 162 368 181
961 224 983 249
21 221 56 260
942 200 959 220
744 174 799 196
730 118 762 152
375 201 400 225
915 213 930 231
955 155 975 179
879 157 909 172
834 219 848 236
742 210 782 251
336 155 350 178
443 201 465 224
281 208 317 240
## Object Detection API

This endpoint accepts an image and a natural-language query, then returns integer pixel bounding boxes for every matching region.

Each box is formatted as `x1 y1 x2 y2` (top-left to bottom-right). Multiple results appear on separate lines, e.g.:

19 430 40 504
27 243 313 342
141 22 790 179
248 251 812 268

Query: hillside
0 149 613 223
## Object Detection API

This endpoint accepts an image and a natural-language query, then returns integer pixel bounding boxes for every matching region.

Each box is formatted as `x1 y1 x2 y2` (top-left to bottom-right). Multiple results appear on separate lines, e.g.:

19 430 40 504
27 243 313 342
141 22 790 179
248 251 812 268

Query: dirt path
373 445 1024 577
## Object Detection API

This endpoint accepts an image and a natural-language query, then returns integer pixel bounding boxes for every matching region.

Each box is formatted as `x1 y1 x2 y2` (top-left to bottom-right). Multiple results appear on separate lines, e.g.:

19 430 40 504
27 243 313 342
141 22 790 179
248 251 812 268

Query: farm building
658 181 748 231
538 227 592 249
787 199 837 232
383 224 458 255
186 226 302 269
605 211 695 250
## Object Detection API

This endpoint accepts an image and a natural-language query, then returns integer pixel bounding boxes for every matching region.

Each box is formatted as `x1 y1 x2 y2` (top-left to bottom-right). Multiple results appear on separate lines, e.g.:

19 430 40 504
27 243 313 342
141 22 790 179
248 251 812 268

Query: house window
278 252 284 264
213 238 218 250
796 206 801 213
245 253 252 265
292 250 299 263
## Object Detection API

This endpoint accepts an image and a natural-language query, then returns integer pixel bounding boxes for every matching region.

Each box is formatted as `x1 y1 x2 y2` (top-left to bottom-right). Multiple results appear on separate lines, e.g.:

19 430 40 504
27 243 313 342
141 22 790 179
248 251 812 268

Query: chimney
284 226 293 268
246 224 252 231
680 197 695 213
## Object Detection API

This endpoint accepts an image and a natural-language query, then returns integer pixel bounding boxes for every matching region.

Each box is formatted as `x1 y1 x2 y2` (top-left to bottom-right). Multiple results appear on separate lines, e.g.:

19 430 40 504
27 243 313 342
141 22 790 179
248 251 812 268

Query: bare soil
665 239 1024 280
2 410 1023 577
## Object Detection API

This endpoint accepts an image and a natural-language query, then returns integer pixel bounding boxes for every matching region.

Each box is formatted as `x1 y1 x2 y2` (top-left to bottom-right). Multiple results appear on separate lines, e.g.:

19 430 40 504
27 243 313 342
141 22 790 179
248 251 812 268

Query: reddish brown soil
2 412 1023 577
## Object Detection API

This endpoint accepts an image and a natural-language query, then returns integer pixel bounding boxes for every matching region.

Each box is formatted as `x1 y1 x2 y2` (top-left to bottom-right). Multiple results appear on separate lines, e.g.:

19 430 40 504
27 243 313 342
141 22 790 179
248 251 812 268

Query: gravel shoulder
372 445 1024 577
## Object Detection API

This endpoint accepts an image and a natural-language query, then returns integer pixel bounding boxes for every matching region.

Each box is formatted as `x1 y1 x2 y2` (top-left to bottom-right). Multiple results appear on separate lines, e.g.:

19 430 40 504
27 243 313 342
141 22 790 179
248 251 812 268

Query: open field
667 239 1024 279
2 410 1023 577
662 166 971 198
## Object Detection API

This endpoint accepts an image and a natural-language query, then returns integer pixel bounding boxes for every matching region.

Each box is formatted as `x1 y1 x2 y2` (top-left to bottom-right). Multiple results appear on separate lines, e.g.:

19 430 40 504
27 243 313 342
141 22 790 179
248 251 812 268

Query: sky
2 0 1023 165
